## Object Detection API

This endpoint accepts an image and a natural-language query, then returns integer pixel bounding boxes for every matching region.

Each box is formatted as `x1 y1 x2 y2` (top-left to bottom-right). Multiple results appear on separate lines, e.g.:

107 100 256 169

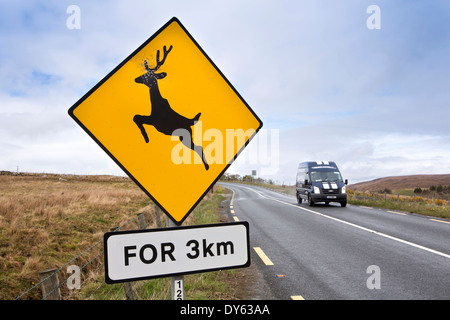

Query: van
296 161 348 207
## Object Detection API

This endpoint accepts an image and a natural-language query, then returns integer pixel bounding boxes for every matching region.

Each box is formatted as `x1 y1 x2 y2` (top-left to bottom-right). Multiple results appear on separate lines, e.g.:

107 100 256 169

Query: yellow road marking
253 247 274 266
291 295 305 300
229 189 239 221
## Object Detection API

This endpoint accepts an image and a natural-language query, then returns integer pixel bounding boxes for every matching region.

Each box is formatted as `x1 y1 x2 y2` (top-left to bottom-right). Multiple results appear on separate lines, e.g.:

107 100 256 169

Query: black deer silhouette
133 45 209 170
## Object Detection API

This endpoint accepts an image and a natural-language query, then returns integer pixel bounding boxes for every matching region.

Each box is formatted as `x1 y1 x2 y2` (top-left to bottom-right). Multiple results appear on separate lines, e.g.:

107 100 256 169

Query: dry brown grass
0 173 152 299
348 174 450 195
0 173 242 300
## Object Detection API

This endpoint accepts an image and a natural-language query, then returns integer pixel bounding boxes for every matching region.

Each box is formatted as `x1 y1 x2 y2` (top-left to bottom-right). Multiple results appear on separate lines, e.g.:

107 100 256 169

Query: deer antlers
145 45 173 72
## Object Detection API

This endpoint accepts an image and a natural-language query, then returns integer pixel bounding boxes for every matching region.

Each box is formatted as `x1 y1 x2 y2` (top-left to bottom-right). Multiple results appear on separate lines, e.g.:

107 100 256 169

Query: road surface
219 182 450 300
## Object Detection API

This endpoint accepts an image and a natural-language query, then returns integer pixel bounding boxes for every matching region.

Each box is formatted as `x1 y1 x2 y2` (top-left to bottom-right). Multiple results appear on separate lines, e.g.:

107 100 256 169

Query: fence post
39 268 61 300
155 206 162 228
168 217 184 300
110 226 138 299
123 282 137 300
137 212 146 229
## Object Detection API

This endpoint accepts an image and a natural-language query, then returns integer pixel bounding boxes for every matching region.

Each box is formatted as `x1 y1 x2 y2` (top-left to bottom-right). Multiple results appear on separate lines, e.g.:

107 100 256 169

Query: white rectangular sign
104 222 250 284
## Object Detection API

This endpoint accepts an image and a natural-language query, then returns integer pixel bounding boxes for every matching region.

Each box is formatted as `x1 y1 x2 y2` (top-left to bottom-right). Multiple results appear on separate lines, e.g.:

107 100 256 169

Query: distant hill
348 174 450 192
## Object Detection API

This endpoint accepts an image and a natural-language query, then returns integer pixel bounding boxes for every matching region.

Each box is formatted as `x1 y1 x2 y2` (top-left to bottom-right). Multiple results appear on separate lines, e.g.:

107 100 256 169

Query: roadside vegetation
347 189 449 219
0 172 240 300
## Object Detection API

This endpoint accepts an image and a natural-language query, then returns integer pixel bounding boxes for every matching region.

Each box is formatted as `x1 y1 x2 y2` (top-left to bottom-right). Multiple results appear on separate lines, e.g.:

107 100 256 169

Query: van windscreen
310 170 343 183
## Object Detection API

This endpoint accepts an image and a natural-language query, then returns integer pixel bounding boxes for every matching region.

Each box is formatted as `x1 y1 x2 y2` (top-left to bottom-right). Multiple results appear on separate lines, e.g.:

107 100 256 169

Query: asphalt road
219 182 450 300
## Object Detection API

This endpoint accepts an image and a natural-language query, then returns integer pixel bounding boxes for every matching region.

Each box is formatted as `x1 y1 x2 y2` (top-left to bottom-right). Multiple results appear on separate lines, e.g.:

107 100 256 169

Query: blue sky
1 0 449 184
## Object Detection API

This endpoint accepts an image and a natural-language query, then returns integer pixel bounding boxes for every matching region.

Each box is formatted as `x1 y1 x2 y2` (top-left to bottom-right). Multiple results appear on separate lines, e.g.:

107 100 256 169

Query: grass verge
348 197 450 219
1 173 241 300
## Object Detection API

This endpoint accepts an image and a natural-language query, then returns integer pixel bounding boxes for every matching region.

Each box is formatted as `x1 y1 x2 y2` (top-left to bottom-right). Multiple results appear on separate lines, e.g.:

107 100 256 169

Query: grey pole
167 218 185 300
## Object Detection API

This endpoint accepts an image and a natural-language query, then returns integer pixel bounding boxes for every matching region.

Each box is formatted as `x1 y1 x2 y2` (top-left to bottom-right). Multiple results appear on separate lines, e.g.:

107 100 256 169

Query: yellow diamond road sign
68 17 262 225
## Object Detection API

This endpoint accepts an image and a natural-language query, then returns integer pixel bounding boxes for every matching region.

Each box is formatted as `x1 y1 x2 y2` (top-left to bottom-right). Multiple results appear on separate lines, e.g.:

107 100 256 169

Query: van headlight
341 186 346 194
313 186 320 194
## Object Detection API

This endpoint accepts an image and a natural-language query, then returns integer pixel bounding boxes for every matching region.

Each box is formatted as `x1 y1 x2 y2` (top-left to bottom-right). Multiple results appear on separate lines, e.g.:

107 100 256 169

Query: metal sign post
167 218 184 300
171 275 184 300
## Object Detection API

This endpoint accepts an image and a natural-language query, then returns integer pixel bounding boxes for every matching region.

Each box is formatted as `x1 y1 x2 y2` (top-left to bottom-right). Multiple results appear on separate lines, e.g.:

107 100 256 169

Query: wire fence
348 189 449 206
16 206 166 300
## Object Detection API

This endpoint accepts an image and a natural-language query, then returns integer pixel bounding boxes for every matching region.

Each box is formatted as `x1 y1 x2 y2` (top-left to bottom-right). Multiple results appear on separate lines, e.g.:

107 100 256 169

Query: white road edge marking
240 186 450 259
430 218 450 225
387 210 407 216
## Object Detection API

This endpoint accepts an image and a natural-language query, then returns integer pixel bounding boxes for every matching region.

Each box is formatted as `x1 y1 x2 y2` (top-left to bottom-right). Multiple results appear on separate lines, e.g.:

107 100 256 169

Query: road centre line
253 247 274 266
291 295 305 300
240 186 450 260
